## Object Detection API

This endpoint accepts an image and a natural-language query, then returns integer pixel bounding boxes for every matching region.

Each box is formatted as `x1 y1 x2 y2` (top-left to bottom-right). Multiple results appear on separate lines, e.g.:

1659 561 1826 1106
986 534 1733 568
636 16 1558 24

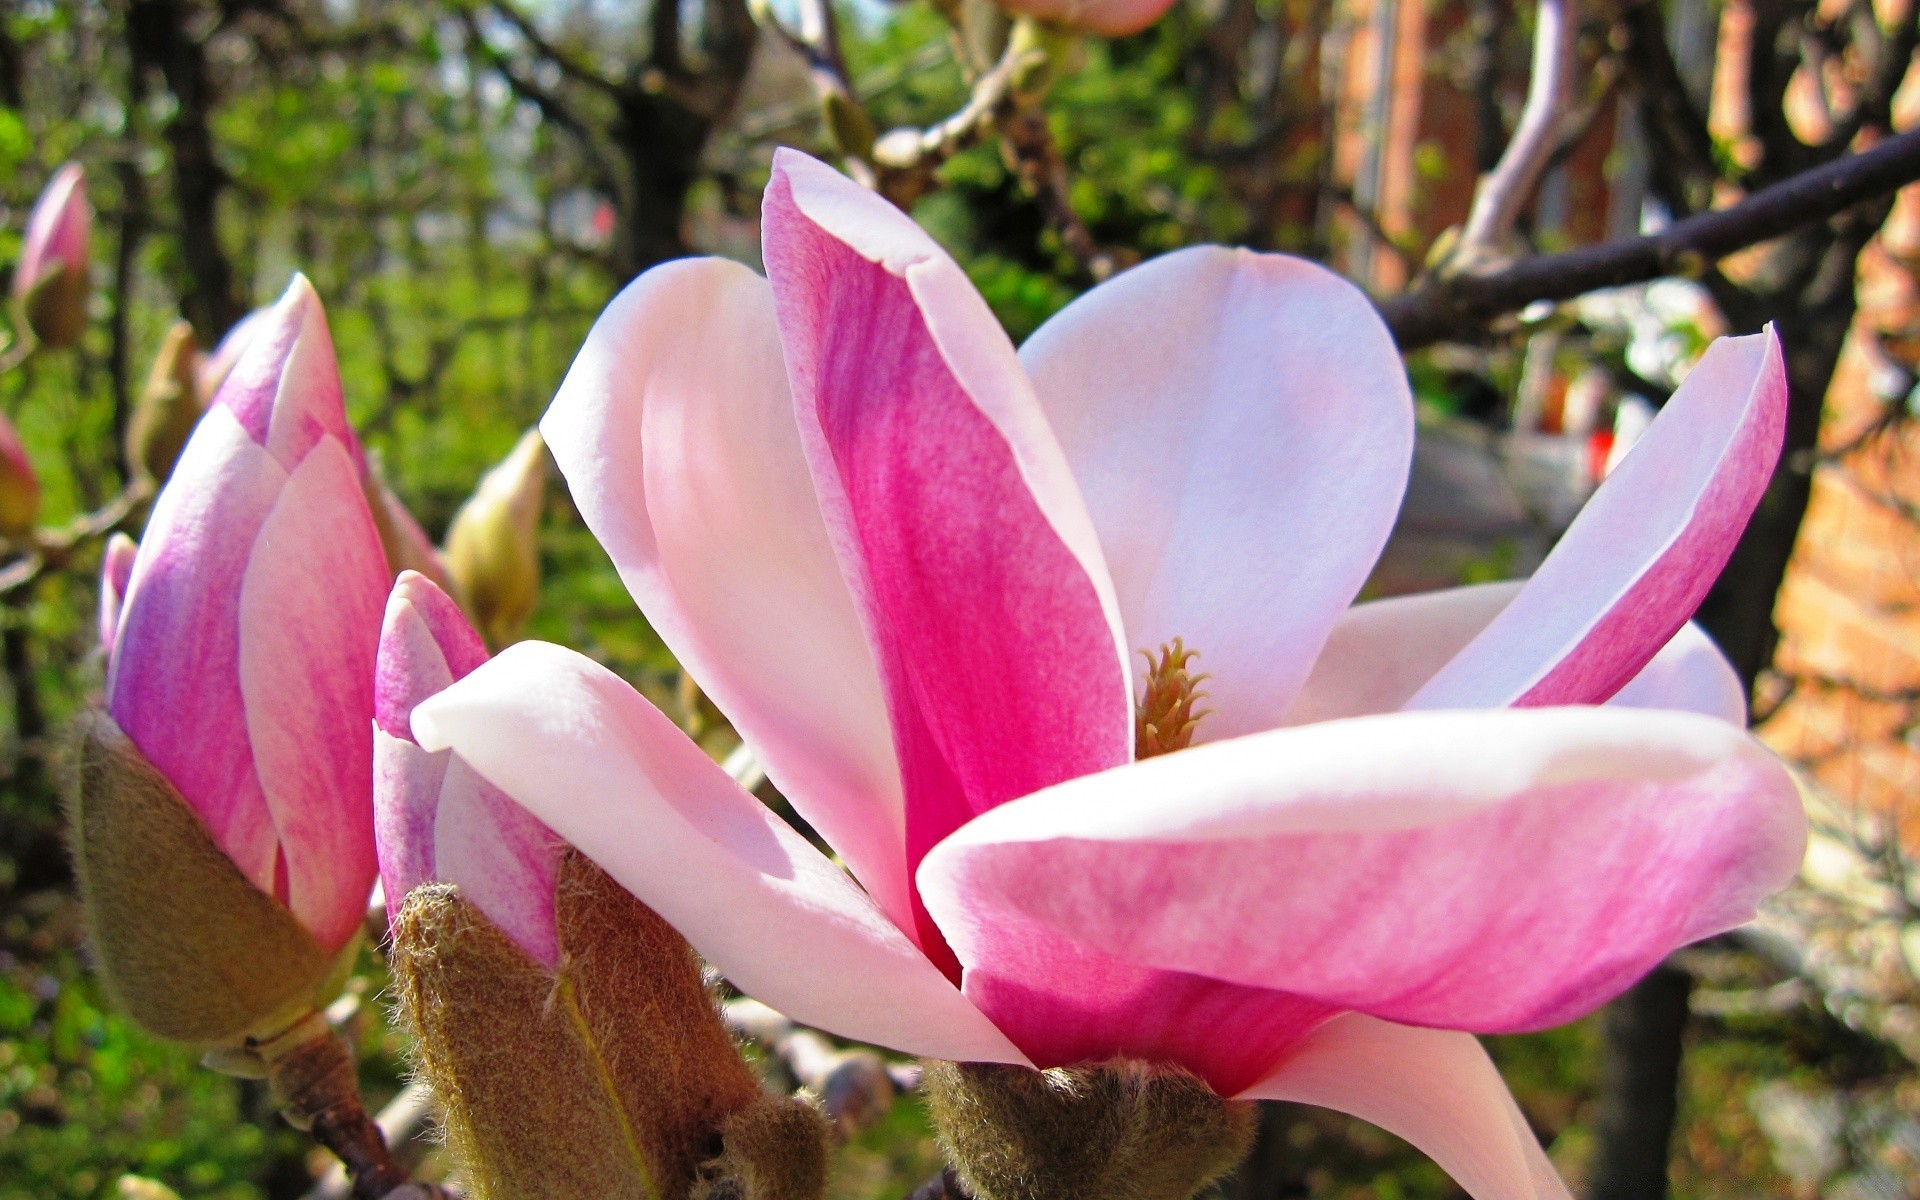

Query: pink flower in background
997 0 1179 36
372 570 561 966
0 409 40 535
414 150 1805 1200
105 275 389 955
14 163 89 308
97 532 137 659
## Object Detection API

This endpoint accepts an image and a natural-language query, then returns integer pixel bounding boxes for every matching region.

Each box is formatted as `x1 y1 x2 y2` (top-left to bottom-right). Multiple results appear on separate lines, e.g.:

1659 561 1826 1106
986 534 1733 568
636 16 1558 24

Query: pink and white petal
918 706 1806 1032
950 888 1339 1094
431 753 563 968
215 276 361 472
374 729 445 922
764 150 1131 946
1409 331 1786 710
1024 248 1414 740
239 436 388 952
1239 1015 1570 1200
98 532 137 658
411 640 1029 1065
1609 621 1747 724
543 256 912 936
107 406 285 890
375 570 489 740
1283 582 1522 726
994 0 1178 35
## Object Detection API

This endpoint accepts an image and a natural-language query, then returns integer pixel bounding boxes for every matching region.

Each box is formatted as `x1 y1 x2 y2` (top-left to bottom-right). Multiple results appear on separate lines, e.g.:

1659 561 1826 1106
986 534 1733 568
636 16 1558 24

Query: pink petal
373 572 560 965
1023 247 1414 739
542 256 912 937
763 149 1131 961
98 532 137 659
107 407 285 890
917 706 1806 1032
239 436 388 952
15 163 88 299
213 276 362 473
411 640 1029 1066
1239 1015 1571 1200
196 308 265 406
1409 331 1786 709
1609 621 1748 724
993 0 1179 35
1284 582 1522 726
951 896 1339 1094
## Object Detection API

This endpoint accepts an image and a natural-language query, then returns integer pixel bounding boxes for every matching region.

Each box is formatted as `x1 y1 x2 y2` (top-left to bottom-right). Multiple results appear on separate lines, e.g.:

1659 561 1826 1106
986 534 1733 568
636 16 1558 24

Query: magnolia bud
443 428 547 647
13 163 91 350
125 321 203 484
389 850 828 1200
0 408 40 536
922 1060 1256 1200
362 462 454 593
65 713 338 1045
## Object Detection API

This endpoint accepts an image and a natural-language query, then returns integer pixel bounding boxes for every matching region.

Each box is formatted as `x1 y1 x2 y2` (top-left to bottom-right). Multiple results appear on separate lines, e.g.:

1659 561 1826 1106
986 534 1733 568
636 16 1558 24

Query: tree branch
1455 0 1579 259
1383 126 1920 348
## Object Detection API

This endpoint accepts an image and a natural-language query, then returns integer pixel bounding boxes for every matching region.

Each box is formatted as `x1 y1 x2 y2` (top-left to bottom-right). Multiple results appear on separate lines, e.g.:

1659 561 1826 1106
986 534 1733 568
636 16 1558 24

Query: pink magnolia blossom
14 163 89 308
413 150 1805 1200
97 532 137 660
373 570 562 966
105 275 389 955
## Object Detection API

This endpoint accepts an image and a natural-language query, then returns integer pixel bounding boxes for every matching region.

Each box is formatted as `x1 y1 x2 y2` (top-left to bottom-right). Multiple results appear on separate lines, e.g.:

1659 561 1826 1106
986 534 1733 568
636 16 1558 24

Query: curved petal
16 163 88 294
215 276 361 473
1023 247 1414 740
1239 1015 1570 1200
107 406 284 890
412 640 1030 1066
918 706 1806 1032
1409 330 1786 709
1609 621 1748 724
240 436 387 952
763 149 1131 960
1287 583 1743 725
543 256 912 937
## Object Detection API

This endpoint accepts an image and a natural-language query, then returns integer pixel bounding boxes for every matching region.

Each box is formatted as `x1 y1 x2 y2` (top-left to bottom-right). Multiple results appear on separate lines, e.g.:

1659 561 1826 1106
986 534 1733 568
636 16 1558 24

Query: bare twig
0 481 153 595
303 1084 441 1200
1454 0 1578 260
1383 126 1920 348
870 33 1049 206
723 998 915 1134
998 101 1114 281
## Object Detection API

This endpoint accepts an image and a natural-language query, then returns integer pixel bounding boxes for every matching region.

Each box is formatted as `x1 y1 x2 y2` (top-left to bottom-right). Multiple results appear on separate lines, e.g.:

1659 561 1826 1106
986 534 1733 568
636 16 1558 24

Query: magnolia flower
374 569 561 965
13 162 90 349
415 150 1805 1200
105 274 388 957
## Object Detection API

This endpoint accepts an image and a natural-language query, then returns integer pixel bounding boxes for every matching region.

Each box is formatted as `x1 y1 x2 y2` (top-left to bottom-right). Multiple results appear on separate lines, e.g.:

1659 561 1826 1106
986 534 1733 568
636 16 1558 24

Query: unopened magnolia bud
14 164 91 351
0 409 39 536
390 850 824 1200
116 1177 184 1200
443 428 546 647
696 1096 831 1200
125 321 203 484
64 713 336 1045
923 1060 1256 1200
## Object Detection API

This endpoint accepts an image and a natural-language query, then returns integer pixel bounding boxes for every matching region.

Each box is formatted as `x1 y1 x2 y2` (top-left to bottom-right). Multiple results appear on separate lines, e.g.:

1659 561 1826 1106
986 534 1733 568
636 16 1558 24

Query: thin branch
1455 0 1579 259
480 1 621 97
1383 126 1920 348
0 482 153 595
303 1084 440 1200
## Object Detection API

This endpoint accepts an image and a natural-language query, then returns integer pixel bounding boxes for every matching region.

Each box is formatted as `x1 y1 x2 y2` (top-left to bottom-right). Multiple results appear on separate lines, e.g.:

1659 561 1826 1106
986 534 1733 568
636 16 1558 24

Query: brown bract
389 851 827 1200
65 711 334 1045
923 1059 1256 1200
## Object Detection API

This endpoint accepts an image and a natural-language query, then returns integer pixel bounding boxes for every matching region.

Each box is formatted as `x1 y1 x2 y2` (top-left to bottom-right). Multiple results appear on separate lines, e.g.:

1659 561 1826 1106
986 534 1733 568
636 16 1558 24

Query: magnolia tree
8 0 1920 1197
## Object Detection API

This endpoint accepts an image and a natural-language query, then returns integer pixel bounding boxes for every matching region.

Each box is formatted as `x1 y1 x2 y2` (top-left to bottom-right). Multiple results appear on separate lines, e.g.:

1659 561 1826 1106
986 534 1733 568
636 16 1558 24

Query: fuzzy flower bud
13 163 91 350
923 1060 1256 1200
0 409 40 536
77 275 389 1044
125 321 203 484
376 574 826 1200
442 428 546 647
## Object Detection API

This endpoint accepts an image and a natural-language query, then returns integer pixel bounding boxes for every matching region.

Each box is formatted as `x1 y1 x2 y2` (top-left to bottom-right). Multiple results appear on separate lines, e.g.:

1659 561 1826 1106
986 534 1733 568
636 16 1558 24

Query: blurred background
2 0 1920 1195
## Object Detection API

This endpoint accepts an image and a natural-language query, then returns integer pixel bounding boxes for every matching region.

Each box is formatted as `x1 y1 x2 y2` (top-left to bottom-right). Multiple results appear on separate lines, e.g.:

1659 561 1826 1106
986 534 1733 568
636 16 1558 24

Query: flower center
1134 639 1209 759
